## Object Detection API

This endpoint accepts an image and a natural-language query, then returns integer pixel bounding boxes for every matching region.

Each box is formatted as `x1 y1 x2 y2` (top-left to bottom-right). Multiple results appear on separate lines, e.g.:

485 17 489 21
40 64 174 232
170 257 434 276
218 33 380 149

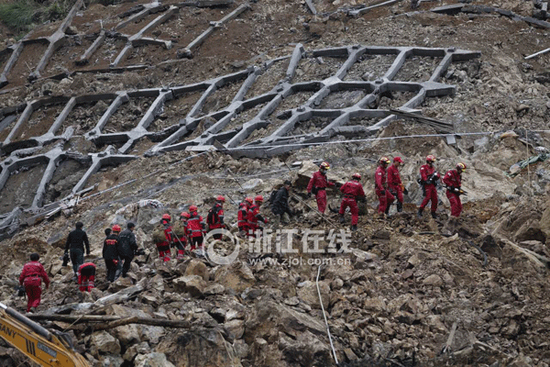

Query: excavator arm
0 303 89 367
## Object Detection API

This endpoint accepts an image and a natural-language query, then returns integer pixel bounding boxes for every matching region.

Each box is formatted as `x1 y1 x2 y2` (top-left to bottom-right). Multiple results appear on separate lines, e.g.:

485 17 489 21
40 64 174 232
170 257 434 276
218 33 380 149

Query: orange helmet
320 161 330 170
216 195 225 202
379 157 391 165
456 162 466 171
180 212 190 219
426 155 436 163
352 173 361 180
255 195 264 203
112 224 121 233
162 213 171 221
189 205 198 212
245 197 253 204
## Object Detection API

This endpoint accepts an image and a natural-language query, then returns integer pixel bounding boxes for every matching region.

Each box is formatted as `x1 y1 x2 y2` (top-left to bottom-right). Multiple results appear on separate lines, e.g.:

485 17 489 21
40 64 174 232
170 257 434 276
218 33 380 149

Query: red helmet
426 155 436 163
352 173 361 180
189 205 198 212
180 212 190 219
393 156 403 163
320 161 330 170
456 162 467 171
162 213 171 221
216 195 225 202
255 195 264 203
112 224 121 232
379 157 391 165
245 197 253 204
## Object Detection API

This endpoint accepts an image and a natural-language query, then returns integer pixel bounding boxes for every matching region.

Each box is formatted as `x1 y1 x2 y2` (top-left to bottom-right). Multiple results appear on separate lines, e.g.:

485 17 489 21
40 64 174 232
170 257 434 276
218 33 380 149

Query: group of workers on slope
305 155 467 231
151 181 296 262
19 154 467 313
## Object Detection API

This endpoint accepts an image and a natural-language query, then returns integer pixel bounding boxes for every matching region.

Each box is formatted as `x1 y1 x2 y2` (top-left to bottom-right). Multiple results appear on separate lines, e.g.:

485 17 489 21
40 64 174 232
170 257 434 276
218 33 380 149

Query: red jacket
163 225 175 243
387 165 402 191
375 166 387 191
208 203 224 227
340 180 365 199
187 213 205 238
307 171 334 192
238 203 249 227
420 164 437 183
247 204 265 226
20 261 50 287
443 169 461 189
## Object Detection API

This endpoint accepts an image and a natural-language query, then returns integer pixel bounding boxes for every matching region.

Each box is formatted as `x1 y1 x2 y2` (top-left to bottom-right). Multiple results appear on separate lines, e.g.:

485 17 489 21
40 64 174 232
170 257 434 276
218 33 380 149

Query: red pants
156 242 171 262
339 198 359 225
315 190 327 214
23 277 42 312
376 189 395 213
446 191 462 217
420 184 438 212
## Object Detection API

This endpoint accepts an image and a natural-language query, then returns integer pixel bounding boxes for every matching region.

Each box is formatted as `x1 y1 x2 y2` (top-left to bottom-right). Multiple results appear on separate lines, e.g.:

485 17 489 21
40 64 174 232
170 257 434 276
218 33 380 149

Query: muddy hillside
0 0 549 366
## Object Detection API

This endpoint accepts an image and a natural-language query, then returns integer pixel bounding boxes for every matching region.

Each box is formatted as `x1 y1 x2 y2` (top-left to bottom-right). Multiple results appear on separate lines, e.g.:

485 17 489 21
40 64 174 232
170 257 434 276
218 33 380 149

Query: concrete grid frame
0 43 479 228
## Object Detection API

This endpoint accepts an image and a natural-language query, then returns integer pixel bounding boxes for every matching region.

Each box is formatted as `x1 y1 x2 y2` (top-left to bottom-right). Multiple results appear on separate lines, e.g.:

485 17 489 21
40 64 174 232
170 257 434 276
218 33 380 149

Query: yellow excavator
0 302 89 366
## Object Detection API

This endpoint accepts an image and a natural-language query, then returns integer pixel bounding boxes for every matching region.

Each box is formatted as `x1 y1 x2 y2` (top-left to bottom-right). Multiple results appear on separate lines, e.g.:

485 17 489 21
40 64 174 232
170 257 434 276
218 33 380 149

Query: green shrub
0 0 37 33
0 0 77 35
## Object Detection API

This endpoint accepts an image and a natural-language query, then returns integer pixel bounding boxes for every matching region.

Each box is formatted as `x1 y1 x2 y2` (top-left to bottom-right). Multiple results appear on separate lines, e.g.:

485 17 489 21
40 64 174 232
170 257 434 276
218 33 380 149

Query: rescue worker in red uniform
247 195 267 237
418 155 440 219
339 173 366 231
157 214 174 262
188 205 206 255
387 156 405 213
178 212 191 257
307 162 335 214
443 162 466 217
207 195 226 240
103 224 121 282
78 262 96 292
375 157 394 216
238 197 253 235
19 253 50 313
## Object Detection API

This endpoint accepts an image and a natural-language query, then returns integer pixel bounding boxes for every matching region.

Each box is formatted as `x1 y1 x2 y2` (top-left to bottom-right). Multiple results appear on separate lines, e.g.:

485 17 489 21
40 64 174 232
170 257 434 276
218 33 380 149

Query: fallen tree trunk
28 314 194 330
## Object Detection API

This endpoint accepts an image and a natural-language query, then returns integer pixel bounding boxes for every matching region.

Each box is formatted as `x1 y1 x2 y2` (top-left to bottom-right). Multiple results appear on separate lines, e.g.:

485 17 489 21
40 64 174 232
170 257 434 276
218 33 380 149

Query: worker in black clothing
117 222 139 278
271 180 294 227
103 225 121 282
64 222 90 279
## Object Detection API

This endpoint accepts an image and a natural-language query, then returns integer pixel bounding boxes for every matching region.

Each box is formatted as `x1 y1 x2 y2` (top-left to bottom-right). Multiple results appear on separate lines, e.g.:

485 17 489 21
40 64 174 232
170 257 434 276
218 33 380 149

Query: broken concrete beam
0 43 24 88
77 30 106 66
178 0 234 7
305 0 317 15
431 4 465 14
111 43 133 68
132 38 172 49
29 34 67 81
184 27 217 56
131 6 178 41
58 0 84 34
349 0 402 17
3 103 32 145
285 44 305 82
115 4 165 31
